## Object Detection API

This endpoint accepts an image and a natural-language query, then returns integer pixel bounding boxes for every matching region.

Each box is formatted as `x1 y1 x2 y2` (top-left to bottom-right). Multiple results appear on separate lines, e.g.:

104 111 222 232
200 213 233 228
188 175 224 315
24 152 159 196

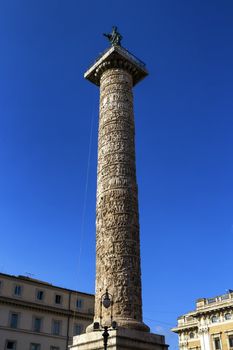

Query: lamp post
100 289 113 324
93 289 117 350
102 326 110 350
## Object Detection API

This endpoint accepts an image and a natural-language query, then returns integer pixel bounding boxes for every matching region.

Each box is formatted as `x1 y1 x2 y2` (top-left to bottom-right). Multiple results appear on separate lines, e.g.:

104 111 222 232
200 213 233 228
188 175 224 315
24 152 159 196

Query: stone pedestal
70 328 168 350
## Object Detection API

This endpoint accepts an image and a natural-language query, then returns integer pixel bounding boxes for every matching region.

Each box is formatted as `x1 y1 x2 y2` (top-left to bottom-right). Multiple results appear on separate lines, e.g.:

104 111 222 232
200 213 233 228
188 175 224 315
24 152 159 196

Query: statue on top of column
103 26 122 46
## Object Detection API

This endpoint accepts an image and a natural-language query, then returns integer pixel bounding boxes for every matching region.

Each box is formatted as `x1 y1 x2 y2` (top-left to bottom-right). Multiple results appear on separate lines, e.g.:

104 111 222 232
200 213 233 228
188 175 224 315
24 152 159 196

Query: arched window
211 315 219 323
225 313 232 320
190 332 195 339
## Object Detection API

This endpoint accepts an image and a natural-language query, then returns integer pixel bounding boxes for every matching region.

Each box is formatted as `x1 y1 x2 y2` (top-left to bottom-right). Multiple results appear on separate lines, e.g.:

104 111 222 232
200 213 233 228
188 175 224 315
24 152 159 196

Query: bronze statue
103 26 122 46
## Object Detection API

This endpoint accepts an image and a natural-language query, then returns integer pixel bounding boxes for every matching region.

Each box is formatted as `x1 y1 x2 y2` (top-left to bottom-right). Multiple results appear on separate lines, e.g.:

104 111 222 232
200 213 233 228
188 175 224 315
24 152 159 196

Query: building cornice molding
0 272 94 298
0 325 66 340
172 324 198 334
0 296 93 321
195 304 233 317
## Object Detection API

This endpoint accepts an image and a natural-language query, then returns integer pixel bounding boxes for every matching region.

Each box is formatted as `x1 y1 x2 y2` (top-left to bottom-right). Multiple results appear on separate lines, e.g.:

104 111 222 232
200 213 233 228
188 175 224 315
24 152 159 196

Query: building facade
172 291 233 350
0 273 94 350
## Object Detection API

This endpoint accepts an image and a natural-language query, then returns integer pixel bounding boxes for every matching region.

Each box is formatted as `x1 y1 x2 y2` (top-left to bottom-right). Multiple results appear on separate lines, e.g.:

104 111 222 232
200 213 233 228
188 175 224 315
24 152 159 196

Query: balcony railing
207 293 232 305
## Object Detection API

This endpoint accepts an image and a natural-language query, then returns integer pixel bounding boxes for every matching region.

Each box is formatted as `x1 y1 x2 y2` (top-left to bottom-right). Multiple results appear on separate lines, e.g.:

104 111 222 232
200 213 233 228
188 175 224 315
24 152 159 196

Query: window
36 290 44 301
76 298 83 309
74 323 84 335
10 313 19 328
33 317 42 332
208 297 216 304
0 280 3 292
211 316 219 323
52 320 61 335
14 285 21 296
186 316 193 322
55 294 62 304
50 347 59 350
5 341 16 349
214 337 221 350
225 313 232 320
189 332 195 339
30 344 41 350
229 335 233 348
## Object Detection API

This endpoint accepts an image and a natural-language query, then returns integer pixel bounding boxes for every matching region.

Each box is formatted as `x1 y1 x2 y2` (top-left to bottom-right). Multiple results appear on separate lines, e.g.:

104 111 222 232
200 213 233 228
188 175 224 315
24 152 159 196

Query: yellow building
0 273 94 350
172 291 233 350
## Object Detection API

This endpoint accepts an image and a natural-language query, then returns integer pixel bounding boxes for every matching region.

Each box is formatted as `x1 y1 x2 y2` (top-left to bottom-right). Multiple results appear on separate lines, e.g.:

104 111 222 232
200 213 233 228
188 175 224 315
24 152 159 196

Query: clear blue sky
0 1 233 349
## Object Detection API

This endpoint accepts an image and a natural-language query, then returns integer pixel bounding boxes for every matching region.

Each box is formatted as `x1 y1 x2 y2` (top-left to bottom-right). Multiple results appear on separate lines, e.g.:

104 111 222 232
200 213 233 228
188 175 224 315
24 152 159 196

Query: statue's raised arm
103 26 122 46
103 33 112 40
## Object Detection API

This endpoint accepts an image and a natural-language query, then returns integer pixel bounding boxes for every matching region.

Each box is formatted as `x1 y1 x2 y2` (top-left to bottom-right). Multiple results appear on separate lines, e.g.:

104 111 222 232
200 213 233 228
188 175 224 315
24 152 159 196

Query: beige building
0 272 94 350
172 291 233 350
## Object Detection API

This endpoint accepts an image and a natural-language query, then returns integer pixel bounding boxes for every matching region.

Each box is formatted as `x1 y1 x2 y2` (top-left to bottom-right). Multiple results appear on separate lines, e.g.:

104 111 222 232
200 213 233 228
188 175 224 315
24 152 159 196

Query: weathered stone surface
70 43 170 350
70 328 168 350
93 67 148 331
82 43 150 335
84 45 148 86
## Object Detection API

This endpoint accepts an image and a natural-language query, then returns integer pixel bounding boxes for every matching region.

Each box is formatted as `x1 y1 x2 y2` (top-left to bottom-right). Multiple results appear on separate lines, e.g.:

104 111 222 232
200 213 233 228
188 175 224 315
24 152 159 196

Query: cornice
0 296 93 321
195 304 233 317
0 325 66 340
0 272 94 298
172 324 198 334
84 45 148 86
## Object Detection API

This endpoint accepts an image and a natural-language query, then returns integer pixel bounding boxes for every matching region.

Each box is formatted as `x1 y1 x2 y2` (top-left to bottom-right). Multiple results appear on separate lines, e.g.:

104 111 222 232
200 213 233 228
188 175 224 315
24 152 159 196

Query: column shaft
95 68 148 331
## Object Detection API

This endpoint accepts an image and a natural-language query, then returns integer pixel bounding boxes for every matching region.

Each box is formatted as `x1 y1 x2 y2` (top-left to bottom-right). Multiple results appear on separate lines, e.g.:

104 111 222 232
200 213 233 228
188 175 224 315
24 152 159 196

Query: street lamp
93 289 117 350
100 289 113 324
102 289 111 309
102 326 110 350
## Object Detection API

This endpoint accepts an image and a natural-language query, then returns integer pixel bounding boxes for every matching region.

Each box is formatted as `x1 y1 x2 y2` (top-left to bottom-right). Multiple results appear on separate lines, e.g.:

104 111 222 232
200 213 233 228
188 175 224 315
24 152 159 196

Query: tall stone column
84 44 149 332
95 66 147 331
70 35 168 350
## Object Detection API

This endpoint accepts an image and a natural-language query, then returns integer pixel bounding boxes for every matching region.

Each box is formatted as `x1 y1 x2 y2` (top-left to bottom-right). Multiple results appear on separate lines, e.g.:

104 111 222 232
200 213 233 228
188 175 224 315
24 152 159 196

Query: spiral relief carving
94 68 149 331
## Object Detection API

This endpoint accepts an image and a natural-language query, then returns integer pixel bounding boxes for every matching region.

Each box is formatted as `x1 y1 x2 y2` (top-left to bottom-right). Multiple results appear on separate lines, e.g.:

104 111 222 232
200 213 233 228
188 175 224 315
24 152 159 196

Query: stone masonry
96 68 144 330
84 45 149 332
70 39 169 350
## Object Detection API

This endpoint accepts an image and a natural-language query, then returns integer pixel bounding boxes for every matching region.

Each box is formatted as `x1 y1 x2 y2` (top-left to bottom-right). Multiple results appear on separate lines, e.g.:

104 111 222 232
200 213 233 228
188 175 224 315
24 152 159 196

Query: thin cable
76 96 96 277
71 92 97 337
144 317 175 327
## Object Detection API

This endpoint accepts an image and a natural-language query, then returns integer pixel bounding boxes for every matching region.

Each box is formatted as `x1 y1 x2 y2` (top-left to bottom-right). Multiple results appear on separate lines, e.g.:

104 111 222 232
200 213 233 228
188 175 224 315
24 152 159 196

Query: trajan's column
70 27 168 350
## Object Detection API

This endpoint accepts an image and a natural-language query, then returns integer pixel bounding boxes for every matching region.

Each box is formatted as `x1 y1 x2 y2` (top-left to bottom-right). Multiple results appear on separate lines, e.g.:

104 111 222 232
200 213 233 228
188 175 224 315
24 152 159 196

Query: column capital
199 325 209 334
84 45 148 87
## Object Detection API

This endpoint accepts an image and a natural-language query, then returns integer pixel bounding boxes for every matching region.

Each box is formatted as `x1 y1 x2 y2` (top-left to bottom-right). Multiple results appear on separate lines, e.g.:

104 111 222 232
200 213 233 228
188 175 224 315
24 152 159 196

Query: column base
69 327 169 350
86 318 150 333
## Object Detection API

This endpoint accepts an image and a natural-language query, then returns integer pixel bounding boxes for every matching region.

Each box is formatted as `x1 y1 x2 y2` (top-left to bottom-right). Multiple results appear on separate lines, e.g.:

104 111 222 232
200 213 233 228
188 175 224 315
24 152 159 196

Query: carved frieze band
94 61 139 85
95 68 143 325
